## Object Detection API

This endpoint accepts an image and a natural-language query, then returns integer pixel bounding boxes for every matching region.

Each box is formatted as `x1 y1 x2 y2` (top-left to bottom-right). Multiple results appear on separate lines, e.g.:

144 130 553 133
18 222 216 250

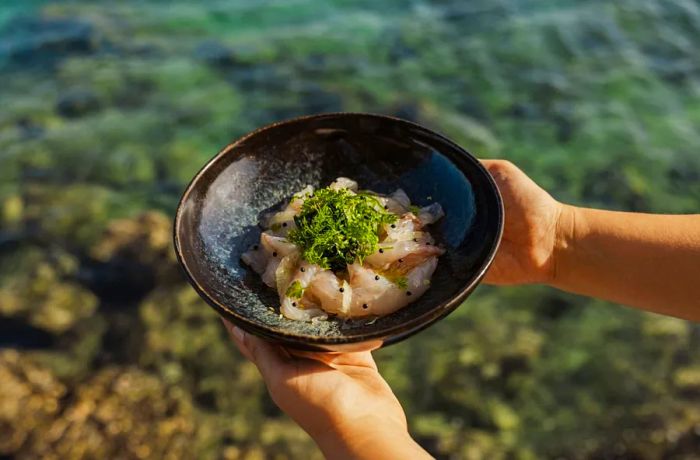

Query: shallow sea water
1 0 699 458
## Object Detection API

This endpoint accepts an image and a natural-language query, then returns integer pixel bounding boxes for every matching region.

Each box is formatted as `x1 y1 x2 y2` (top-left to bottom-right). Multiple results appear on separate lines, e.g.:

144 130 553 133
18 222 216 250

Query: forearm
314 420 432 460
552 205 700 320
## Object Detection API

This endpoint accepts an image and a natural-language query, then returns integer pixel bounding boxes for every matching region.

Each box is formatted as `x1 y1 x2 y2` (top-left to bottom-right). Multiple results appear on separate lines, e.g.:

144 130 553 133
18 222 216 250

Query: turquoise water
1 1 699 458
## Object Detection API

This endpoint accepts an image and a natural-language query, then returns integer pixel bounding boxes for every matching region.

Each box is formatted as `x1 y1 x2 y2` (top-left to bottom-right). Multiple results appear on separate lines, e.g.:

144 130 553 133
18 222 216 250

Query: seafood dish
241 178 445 321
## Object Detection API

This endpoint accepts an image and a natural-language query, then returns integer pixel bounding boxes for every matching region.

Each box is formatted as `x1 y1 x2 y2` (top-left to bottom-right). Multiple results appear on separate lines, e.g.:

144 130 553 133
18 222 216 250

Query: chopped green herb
408 205 421 214
270 223 282 231
395 277 408 289
285 280 304 299
288 187 397 270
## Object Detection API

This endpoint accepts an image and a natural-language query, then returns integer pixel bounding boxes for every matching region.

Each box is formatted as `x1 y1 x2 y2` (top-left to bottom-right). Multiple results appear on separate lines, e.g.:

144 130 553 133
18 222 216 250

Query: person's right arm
481 160 700 321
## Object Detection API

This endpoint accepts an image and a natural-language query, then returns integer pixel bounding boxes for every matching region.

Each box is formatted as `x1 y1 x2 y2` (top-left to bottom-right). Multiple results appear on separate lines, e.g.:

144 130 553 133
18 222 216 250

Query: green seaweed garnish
285 280 304 299
395 276 408 289
288 187 397 270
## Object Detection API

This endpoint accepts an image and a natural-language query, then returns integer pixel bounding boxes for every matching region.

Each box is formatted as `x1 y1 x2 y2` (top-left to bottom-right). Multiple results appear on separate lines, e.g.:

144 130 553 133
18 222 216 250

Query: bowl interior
175 113 502 346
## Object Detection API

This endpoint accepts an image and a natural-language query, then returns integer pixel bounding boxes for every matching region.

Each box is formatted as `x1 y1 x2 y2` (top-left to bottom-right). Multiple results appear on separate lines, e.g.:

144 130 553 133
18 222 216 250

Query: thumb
222 319 290 380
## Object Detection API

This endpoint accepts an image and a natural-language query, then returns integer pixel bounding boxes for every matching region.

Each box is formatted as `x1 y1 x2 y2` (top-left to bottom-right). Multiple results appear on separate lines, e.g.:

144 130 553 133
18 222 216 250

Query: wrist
313 416 422 460
551 203 579 288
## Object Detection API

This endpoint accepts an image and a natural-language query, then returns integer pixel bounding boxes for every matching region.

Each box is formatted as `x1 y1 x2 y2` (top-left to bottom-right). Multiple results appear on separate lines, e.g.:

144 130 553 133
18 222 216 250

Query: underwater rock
508 102 539 119
138 285 246 400
25 367 199 459
16 118 45 140
0 246 98 335
90 212 173 266
194 40 239 67
0 194 24 228
56 88 100 118
232 64 285 91
1 17 98 67
0 350 65 455
27 314 107 382
392 103 421 122
22 184 133 250
139 283 321 456
90 211 180 284
298 83 343 114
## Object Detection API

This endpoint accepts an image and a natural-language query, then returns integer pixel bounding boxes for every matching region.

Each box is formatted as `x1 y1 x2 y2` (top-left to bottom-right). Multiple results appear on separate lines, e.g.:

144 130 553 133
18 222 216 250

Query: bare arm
224 160 698 460
554 206 700 320
316 424 431 460
482 159 700 321
223 321 432 460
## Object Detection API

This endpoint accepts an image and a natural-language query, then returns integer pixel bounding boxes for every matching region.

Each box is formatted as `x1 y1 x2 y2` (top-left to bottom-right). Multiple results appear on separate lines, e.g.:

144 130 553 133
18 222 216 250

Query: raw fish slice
329 177 359 192
417 203 445 226
347 257 438 317
289 185 314 212
343 263 393 317
390 188 411 208
364 240 444 269
298 295 322 311
260 185 313 230
260 233 297 257
264 210 298 235
374 188 411 214
385 251 437 274
306 270 352 316
280 261 327 321
275 253 298 300
241 246 268 274
383 214 422 243
262 258 282 288
411 231 435 245
376 195 408 215
281 302 327 321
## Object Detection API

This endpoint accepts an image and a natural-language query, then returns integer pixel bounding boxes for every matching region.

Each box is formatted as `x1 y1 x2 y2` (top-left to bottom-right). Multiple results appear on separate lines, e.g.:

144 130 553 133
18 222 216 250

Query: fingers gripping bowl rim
173 112 504 352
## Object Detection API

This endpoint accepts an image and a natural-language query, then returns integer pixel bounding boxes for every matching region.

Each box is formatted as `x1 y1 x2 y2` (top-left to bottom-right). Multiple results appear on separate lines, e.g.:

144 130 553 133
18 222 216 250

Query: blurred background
1 0 699 458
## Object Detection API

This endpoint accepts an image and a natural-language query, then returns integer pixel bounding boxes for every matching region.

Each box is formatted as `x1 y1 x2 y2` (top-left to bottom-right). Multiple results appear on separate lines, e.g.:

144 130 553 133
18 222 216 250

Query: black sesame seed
253 245 259 250
426 242 431 246
406 291 412 296
362 303 368 309
374 275 380 280
272 251 278 257
339 287 345 293
398 258 403 263
300 267 305 272
413 238 418 242
384 205 388 210
292 302 297 306
282 222 288 227
390 224 396 228
379 249 384 253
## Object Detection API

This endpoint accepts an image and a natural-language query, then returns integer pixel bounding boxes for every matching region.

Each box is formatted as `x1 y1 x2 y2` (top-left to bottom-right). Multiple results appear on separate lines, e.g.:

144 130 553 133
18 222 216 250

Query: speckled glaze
174 113 503 351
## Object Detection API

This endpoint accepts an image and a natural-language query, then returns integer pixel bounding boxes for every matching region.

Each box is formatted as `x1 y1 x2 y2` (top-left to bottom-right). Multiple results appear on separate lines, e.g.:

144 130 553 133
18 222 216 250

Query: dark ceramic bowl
174 113 503 352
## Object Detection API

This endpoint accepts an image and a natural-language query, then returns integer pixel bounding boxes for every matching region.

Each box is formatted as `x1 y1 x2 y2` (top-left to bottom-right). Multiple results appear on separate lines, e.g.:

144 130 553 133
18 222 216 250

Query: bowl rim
173 112 504 345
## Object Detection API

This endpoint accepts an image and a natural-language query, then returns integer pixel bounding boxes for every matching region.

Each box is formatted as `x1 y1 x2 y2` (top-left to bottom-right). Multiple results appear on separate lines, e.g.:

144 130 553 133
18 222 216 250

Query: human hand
480 160 565 285
222 320 431 459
